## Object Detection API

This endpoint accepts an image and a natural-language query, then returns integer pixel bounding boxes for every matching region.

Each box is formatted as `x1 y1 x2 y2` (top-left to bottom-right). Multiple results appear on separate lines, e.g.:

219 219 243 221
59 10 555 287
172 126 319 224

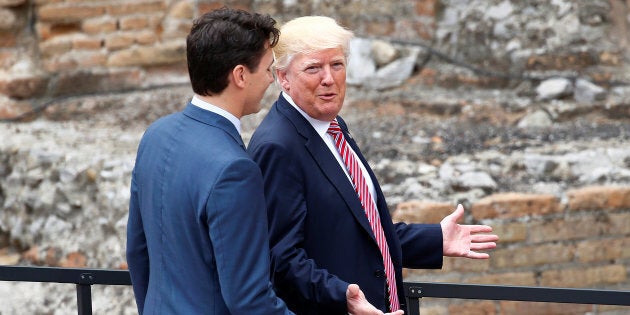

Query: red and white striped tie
327 119 399 311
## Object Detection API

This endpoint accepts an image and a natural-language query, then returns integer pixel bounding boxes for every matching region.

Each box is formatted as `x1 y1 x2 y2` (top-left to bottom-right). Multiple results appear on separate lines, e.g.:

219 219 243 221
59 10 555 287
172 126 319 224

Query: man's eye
304 66 319 73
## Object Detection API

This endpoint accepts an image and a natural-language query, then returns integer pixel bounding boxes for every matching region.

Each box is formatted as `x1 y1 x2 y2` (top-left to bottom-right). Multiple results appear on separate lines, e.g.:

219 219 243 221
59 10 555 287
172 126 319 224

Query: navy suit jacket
248 94 443 314
126 103 291 314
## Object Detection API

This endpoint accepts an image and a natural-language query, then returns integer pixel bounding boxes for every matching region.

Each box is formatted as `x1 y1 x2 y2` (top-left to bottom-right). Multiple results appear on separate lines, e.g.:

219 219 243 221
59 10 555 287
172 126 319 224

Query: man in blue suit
126 8 399 315
125 8 290 314
248 16 499 314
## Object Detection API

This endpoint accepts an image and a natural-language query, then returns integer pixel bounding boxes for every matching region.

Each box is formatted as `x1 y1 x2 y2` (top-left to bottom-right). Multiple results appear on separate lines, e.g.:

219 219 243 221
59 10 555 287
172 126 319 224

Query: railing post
405 285 422 315
76 284 92 315
77 272 95 315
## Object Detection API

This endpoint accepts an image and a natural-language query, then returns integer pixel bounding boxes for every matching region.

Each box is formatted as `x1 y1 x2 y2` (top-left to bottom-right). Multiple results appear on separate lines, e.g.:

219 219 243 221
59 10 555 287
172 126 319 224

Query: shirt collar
282 91 331 137
191 95 242 135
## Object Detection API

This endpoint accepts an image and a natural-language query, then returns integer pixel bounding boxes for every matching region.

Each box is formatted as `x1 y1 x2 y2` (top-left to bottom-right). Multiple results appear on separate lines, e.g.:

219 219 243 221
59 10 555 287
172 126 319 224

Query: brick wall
0 0 442 120
394 185 630 314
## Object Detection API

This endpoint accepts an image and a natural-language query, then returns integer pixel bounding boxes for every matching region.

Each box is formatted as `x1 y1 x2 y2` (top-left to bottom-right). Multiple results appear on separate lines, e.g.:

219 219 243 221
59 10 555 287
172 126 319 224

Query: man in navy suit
126 8 399 315
124 8 291 314
248 16 499 314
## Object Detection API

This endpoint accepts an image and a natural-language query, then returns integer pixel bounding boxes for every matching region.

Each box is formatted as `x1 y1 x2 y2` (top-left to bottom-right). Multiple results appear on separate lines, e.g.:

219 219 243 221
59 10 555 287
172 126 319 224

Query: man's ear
276 69 289 91
232 65 247 88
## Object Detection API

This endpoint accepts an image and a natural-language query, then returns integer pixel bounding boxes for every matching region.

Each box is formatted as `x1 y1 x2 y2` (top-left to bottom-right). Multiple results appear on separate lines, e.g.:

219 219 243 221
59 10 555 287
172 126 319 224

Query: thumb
346 283 360 300
447 204 464 222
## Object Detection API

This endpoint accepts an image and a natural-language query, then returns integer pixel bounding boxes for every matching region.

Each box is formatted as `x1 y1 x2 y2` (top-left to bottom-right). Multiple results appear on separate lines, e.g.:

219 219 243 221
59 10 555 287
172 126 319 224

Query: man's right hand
346 284 404 315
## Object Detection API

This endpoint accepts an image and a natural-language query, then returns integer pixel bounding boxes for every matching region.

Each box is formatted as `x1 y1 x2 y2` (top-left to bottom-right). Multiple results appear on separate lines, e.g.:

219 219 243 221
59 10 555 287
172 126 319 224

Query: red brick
38 3 106 22
472 193 562 219
167 0 193 19
104 32 135 50
82 17 117 34
73 36 103 50
107 1 166 16
135 30 158 45
567 186 630 211
72 50 108 67
119 15 150 30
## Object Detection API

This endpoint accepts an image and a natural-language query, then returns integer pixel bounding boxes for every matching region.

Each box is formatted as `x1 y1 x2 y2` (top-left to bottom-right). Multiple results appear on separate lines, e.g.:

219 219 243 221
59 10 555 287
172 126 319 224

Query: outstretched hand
346 284 404 315
440 204 499 259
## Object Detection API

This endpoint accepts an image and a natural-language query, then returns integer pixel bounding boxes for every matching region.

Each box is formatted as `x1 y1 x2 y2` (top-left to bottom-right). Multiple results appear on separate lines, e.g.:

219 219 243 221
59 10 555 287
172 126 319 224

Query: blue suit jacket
126 103 291 315
248 94 444 314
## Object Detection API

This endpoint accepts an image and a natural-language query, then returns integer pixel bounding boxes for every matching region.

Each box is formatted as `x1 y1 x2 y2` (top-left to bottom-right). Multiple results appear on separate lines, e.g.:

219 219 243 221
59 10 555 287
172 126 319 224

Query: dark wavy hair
186 7 279 96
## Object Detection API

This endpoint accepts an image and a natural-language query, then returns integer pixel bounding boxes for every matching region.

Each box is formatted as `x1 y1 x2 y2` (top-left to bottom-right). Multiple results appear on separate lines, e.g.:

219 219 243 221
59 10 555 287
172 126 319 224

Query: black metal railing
1 265 630 315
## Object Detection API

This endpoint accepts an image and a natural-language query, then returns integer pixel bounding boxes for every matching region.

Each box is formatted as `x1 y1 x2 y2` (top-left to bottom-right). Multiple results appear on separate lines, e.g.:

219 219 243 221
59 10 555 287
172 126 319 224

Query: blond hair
273 16 354 72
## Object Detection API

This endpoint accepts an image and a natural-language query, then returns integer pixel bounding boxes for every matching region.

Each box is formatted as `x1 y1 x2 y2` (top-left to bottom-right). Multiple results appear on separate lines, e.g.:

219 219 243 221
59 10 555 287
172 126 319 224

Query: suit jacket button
374 270 385 278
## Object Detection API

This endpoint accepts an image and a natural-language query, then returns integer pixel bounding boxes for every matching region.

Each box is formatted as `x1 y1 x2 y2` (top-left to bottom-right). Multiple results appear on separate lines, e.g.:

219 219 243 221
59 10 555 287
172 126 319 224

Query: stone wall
1 0 630 314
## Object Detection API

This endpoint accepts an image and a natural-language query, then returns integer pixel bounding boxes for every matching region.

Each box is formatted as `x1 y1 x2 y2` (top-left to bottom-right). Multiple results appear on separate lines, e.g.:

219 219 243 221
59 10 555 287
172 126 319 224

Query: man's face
243 46 275 116
277 47 347 121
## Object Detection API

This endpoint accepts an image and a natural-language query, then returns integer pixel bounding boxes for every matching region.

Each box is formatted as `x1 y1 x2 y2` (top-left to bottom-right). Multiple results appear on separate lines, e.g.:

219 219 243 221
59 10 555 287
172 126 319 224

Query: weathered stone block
500 301 593 315
392 200 453 224
492 243 575 268
448 301 495 315
491 222 527 243
0 74 49 99
540 265 626 287
575 237 629 263
50 69 141 97
471 193 562 219
0 95 32 120
466 272 536 286
107 41 186 67
567 185 630 211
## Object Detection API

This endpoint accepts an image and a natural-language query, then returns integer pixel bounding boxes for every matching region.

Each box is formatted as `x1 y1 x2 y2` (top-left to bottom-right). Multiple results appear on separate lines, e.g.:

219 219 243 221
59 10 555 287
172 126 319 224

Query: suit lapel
275 96 376 241
182 103 245 149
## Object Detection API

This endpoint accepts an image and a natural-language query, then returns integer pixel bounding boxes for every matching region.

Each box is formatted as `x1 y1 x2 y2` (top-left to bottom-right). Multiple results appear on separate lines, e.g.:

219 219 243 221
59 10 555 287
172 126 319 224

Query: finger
466 251 491 259
464 225 494 233
471 234 499 242
470 242 497 251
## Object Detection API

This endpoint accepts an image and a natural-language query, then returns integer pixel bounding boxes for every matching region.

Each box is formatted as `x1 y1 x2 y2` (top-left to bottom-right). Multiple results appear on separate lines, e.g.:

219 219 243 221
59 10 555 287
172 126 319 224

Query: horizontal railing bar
404 282 630 306
0 266 131 286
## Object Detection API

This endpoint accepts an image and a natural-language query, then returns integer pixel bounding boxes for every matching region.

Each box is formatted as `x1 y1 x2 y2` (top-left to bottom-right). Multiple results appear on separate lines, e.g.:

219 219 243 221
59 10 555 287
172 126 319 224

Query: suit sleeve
126 173 149 314
251 141 349 312
207 157 293 315
395 222 443 269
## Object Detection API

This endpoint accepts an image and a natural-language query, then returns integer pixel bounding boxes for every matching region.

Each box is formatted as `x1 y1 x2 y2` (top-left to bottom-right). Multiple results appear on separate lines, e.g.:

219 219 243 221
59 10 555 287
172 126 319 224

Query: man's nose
321 67 334 85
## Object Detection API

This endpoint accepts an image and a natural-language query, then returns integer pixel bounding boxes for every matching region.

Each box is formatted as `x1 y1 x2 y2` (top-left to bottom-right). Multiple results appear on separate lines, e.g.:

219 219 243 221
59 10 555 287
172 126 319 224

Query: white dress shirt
191 95 242 136
283 91 379 208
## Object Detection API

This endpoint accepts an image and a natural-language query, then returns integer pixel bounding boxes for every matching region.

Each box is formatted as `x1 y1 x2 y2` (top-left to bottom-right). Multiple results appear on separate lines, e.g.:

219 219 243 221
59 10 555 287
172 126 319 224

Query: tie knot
327 120 342 135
